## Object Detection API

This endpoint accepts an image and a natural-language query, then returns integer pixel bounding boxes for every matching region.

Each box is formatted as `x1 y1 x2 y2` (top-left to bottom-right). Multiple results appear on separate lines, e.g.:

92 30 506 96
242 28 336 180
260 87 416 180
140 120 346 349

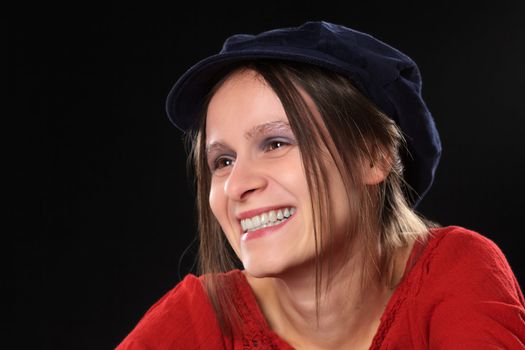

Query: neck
245 241 414 349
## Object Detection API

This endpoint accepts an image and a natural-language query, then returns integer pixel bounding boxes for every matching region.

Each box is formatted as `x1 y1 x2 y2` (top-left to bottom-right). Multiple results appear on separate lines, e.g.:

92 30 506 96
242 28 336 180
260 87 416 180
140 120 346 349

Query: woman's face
205 68 350 278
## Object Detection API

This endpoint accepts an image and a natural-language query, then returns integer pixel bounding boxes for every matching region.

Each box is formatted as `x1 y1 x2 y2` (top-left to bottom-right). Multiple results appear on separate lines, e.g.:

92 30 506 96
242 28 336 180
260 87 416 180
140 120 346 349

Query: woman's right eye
212 157 234 171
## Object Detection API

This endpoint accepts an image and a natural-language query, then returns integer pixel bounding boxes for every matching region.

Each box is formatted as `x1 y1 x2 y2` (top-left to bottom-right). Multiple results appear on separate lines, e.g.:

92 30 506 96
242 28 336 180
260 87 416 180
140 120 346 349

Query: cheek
209 181 229 231
209 181 241 254
208 184 220 217
278 150 309 194
329 168 351 235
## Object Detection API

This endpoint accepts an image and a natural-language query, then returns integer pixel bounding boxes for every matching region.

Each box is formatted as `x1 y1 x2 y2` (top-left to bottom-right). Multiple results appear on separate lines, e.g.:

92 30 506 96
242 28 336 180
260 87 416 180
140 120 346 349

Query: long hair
184 60 438 335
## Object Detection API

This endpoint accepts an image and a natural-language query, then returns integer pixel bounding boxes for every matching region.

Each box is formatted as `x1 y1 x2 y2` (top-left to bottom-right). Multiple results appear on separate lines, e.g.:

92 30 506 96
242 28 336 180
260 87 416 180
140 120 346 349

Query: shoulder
411 225 525 349
423 225 520 293
116 274 225 350
427 224 502 254
428 224 504 254
136 274 210 327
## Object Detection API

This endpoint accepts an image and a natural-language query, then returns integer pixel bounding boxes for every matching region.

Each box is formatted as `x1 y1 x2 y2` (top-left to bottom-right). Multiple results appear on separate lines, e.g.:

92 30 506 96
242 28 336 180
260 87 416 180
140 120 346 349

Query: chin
242 256 291 279
243 252 315 279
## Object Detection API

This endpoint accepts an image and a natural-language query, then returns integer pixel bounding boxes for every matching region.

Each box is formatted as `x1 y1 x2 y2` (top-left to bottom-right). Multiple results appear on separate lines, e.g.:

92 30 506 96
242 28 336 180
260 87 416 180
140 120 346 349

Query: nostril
223 162 268 201
243 188 256 195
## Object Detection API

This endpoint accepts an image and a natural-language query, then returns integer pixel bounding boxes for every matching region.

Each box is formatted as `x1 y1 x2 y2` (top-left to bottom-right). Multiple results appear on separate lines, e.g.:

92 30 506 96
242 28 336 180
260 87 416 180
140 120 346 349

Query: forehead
205 69 289 140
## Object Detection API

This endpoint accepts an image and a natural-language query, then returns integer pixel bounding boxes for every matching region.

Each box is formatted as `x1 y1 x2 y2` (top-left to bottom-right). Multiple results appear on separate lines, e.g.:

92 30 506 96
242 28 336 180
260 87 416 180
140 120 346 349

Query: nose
224 156 267 201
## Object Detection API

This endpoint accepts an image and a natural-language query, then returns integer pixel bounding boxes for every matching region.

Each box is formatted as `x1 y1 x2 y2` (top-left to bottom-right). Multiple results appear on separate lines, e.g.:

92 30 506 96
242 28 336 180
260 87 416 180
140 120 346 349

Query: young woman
117 21 525 349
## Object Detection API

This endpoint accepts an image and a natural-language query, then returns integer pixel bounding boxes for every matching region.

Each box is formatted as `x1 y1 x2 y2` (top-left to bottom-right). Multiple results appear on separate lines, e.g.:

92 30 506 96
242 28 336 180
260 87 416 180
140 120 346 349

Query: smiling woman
116 22 525 350
188 61 435 348
206 68 339 276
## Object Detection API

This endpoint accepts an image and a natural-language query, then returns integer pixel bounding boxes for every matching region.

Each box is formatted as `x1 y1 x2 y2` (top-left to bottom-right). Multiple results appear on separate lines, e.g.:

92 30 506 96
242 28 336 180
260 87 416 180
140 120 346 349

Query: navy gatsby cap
166 21 441 206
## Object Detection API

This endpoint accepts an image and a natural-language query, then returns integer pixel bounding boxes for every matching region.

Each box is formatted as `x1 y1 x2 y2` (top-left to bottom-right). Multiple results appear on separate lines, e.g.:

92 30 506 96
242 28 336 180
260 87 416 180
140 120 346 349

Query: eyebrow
206 120 292 155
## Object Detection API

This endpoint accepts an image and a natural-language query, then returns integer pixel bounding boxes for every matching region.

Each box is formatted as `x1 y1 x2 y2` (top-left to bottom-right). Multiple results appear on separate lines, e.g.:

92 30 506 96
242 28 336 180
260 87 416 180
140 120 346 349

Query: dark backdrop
11 2 525 349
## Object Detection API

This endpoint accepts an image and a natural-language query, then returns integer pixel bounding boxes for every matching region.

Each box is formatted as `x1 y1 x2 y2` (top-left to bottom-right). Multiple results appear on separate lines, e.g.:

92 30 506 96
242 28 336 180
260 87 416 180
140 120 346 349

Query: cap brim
165 48 368 132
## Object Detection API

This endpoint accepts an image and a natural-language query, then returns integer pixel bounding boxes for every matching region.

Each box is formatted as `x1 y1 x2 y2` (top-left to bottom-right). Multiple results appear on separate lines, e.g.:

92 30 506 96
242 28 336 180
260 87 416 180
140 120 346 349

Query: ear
362 153 392 185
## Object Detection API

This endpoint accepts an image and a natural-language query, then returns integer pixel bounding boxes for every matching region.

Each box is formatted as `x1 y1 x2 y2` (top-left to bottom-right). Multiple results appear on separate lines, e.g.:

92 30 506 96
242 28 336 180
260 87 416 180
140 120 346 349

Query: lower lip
241 213 296 242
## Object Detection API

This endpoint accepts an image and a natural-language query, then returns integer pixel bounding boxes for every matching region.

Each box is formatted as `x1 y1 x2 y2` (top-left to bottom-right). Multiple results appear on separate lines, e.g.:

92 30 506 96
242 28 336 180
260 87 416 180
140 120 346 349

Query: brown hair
184 60 438 335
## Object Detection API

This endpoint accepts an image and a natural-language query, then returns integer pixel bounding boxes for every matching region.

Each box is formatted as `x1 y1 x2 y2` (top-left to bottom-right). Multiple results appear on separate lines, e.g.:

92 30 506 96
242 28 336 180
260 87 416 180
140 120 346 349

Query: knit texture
116 226 525 349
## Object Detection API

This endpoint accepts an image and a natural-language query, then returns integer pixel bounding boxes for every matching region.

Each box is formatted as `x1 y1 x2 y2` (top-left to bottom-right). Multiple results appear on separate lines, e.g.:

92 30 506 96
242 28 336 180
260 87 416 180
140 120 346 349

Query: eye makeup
206 122 296 173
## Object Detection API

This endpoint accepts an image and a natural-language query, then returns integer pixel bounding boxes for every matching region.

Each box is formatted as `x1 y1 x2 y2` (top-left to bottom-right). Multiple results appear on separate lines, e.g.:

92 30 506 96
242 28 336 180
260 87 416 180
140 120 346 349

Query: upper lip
236 205 295 220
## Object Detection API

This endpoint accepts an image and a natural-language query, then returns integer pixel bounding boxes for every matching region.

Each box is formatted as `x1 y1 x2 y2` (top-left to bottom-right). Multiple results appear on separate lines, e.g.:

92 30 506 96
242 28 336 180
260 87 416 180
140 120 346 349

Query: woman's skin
205 68 414 350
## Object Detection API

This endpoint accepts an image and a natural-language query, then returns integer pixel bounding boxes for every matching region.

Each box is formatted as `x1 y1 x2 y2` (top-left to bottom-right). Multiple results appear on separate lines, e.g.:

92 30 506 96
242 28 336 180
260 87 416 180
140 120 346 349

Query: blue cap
166 21 441 207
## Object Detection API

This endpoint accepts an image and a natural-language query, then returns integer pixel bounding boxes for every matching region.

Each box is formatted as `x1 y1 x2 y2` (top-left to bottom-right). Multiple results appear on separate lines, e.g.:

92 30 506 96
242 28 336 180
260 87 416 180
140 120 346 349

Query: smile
240 207 297 233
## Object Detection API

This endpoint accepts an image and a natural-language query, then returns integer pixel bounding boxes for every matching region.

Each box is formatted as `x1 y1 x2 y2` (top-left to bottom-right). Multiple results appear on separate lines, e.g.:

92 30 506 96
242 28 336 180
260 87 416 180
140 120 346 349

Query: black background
11 2 525 349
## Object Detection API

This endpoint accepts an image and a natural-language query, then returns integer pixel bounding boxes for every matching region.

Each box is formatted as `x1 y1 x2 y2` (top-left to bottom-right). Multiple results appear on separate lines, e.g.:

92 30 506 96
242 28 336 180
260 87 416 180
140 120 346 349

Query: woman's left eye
264 139 289 152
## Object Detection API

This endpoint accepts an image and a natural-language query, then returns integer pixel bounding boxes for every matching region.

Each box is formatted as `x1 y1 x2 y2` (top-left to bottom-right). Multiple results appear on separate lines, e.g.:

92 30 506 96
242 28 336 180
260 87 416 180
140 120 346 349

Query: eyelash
211 139 291 172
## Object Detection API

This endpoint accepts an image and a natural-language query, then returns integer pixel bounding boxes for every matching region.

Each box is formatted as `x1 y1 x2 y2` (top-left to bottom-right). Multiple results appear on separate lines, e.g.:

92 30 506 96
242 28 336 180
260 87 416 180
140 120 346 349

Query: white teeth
240 207 296 233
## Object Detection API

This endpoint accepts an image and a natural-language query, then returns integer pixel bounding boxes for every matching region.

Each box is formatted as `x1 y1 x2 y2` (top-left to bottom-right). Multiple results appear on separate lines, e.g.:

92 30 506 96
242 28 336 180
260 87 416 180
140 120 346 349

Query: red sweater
116 226 525 349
